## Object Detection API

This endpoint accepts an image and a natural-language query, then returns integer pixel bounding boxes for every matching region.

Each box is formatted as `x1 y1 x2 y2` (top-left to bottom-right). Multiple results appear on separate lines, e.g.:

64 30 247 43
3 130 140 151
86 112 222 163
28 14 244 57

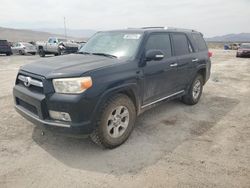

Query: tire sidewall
98 95 136 147
39 49 45 57
190 75 203 104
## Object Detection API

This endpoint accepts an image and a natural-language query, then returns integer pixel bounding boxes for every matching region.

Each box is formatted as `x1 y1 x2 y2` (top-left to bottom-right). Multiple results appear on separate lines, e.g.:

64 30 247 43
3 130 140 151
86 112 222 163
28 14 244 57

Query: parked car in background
0 40 12 56
236 43 250 57
224 43 240 50
11 42 36 55
13 27 211 148
36 37 79 57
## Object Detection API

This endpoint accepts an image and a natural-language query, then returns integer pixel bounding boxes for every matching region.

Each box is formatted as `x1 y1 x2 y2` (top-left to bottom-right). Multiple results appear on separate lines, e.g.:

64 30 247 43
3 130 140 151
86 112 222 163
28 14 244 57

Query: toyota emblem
24 77 31 87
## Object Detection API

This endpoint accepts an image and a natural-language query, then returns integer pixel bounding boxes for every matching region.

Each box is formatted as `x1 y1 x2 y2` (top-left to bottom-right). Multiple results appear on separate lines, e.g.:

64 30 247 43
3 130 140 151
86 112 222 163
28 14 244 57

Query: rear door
142 32 178 105
171 33 195 91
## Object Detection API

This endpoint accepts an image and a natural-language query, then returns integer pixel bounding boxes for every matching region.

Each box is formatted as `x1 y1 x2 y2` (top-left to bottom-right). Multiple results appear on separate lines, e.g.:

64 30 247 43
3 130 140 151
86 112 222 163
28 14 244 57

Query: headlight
52 77 92 94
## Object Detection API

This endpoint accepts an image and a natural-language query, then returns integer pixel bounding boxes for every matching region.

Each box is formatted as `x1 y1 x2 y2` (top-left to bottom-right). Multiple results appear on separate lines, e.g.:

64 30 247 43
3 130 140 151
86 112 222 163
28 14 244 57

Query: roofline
127 26 199 33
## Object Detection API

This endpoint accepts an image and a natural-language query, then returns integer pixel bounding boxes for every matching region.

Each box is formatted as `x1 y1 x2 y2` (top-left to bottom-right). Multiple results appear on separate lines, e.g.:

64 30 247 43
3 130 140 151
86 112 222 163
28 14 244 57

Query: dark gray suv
13 27 211 148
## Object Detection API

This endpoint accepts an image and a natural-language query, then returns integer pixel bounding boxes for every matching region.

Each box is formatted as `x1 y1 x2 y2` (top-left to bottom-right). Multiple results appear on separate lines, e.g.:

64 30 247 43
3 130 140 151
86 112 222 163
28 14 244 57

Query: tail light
208 51 212 58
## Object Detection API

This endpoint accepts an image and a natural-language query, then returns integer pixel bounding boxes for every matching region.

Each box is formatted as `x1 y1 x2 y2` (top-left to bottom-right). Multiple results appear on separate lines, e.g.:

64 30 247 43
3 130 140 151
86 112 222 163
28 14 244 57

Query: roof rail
128 26 197 32
140 26 165 29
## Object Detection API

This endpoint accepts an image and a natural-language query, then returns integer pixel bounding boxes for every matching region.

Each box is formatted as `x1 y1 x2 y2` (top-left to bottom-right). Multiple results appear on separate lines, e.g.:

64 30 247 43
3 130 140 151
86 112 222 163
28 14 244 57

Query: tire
90 94 136 149
38 48 45 57
19 50 24 55
182 74 203 105
6 53 11 56
31 52 36 55
55 48 61 56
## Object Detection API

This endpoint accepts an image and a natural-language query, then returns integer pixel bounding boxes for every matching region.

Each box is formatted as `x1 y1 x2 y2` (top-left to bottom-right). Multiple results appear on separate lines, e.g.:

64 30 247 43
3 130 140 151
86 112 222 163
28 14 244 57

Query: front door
142 33 178 106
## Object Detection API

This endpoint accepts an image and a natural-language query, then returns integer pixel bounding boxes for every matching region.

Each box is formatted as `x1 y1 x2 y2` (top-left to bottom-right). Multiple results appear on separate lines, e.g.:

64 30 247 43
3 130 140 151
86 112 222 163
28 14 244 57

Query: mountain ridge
206 33 250 42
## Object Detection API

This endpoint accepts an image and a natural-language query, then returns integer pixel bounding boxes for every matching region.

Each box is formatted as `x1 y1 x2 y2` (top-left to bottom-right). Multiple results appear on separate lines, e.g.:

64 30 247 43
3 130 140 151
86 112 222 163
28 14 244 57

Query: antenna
64 17 67 39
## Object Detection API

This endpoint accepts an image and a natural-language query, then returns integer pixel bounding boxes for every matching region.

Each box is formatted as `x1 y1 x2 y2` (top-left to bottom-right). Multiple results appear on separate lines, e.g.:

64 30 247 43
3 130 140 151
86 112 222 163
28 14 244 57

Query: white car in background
11 42 36 55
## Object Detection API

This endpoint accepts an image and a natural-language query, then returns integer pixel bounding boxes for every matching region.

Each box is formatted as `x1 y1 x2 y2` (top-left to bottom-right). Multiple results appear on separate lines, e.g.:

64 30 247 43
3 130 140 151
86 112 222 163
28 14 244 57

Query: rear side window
191 33 207 51
145 33 172 58
172 34 190 56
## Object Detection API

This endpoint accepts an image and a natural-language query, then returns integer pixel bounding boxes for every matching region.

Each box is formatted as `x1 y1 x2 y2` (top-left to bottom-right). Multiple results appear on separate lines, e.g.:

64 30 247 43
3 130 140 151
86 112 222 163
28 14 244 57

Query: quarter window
191 33 207 51
172 34 190 56
145 33 172 58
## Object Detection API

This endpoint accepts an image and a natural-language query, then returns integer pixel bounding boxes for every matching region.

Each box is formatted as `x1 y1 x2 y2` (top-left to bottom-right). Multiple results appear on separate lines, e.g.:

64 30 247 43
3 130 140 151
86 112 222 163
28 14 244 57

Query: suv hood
20 54 119 78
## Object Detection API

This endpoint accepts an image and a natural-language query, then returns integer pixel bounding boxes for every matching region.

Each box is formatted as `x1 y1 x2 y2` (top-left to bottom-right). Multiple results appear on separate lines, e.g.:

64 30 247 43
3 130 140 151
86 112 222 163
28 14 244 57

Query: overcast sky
0 0 249 37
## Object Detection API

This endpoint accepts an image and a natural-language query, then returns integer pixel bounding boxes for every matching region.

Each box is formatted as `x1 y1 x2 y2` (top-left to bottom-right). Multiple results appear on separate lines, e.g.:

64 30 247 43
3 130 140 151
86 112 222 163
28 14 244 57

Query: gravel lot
0 50 249 188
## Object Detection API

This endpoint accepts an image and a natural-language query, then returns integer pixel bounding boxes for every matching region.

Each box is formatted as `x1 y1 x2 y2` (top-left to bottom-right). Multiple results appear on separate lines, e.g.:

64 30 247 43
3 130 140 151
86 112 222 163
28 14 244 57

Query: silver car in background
11 42 36 55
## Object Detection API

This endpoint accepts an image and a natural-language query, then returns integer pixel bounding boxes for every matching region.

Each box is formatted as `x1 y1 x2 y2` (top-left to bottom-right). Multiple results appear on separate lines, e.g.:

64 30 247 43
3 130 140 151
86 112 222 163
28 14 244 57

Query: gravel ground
0 50 249 188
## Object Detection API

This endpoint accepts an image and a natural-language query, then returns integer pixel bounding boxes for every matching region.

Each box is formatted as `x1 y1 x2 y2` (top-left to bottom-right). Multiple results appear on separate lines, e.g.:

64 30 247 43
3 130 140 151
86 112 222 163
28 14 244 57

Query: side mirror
145 49 165 61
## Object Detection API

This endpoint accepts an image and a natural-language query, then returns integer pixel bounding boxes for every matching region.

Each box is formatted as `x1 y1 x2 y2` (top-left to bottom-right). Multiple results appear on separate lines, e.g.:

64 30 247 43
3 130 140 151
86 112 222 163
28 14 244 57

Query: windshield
240 44 250 49
79 32 143 58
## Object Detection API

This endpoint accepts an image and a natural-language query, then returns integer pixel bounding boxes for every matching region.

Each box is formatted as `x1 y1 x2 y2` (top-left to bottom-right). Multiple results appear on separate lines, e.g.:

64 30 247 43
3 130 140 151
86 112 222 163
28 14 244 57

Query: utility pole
64 17 67 39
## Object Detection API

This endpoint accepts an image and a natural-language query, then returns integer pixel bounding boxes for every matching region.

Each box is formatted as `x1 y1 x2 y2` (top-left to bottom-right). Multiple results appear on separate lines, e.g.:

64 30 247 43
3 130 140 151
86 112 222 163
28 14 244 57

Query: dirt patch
0 51 250 187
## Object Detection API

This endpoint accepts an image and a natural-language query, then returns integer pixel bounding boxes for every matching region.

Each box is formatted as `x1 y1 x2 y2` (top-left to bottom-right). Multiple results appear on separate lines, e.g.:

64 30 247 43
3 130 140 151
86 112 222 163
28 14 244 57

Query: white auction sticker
123 34 141 39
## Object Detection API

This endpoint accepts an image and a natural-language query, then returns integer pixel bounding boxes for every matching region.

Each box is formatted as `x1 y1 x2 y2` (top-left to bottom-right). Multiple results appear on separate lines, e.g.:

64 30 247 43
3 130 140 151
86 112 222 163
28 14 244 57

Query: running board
141 90 184 109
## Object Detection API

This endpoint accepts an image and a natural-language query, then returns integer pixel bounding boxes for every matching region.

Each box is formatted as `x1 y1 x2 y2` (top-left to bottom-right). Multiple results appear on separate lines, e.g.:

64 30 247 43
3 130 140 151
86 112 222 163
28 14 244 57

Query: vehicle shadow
32 94 239 175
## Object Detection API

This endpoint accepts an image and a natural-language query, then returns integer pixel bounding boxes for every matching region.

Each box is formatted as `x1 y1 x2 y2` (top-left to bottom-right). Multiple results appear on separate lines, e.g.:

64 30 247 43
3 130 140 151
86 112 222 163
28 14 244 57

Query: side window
191 33 207 51
145 33 172 58
48 38 53 43
172 34 190 56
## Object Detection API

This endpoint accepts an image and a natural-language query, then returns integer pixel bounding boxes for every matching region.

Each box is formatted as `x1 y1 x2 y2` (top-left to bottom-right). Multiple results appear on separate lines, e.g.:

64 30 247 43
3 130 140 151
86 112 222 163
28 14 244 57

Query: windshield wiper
92 53 117 58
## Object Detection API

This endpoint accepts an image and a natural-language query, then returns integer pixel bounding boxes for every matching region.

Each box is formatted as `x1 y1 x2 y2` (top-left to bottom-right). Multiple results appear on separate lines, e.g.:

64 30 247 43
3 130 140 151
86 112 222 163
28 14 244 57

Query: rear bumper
0 49 12 54
13 84 96 135
24 49 36 54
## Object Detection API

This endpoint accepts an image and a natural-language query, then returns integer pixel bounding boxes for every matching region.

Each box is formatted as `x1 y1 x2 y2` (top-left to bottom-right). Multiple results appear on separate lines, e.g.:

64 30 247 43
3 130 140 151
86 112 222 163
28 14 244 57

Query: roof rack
128 26 197 33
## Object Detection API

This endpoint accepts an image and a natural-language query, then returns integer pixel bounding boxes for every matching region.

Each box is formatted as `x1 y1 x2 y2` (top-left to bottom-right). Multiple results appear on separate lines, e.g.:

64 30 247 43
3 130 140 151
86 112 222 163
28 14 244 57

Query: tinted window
172 34 190 56
191 33 207 51
145 33 172 58
0 40 8 45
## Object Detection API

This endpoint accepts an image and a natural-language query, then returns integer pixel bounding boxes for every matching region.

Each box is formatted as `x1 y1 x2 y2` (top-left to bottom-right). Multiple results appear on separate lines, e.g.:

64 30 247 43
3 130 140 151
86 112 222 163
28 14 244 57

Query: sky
0 0 249 37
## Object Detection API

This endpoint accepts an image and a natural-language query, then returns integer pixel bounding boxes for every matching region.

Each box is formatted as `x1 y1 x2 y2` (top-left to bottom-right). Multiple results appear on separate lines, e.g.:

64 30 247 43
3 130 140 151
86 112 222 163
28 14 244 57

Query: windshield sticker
123 34 141 39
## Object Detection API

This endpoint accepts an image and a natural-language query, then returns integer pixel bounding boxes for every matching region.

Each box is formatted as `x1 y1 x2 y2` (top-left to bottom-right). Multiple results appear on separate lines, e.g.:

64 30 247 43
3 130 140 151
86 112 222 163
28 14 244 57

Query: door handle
170 63 178 67
192 58 199 62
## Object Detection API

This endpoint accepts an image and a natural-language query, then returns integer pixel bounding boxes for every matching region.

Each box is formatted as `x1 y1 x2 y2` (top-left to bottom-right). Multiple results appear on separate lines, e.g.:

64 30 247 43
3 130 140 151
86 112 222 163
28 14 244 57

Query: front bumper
13 83 96 135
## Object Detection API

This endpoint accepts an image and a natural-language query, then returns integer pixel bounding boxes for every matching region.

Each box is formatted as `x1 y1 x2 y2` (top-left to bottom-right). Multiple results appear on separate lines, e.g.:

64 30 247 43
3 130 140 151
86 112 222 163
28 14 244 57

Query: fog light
49 110 71 122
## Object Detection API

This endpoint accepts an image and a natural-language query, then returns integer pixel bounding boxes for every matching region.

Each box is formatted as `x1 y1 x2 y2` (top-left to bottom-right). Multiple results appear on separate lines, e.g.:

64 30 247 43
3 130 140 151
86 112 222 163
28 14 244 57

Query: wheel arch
38 46 43 50
197 67 206 85
92 83 140 124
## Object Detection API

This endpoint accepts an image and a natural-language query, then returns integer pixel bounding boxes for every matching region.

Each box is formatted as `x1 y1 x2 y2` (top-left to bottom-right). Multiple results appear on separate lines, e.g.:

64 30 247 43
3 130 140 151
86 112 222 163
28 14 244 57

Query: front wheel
38 48 45 57
90 94 136 149
182 74 203 105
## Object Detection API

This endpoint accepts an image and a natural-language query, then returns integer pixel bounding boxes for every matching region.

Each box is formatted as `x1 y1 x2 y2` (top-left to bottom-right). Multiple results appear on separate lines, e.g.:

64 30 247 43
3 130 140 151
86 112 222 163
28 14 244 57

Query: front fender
90 83 140 125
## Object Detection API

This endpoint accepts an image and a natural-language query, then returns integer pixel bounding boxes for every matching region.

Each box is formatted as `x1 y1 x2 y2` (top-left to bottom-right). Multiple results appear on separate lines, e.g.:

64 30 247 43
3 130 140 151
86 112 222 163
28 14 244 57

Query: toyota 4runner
13 27 211 148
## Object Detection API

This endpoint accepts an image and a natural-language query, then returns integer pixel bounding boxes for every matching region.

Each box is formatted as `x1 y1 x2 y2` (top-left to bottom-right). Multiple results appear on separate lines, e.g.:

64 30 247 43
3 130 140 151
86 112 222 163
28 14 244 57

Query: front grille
18 99 38 115
17 74 44 93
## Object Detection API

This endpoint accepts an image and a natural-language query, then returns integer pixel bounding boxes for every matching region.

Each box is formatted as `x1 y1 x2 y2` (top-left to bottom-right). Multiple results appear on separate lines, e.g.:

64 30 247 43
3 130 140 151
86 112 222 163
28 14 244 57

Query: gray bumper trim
15 105 71 128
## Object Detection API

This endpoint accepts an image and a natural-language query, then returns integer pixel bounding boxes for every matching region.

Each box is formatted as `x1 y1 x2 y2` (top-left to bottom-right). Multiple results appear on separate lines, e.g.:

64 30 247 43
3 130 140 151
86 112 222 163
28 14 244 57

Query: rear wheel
90 94 136 149
6 52 11 56
55 48 61 56
38 48 45 57
182 74 203 105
